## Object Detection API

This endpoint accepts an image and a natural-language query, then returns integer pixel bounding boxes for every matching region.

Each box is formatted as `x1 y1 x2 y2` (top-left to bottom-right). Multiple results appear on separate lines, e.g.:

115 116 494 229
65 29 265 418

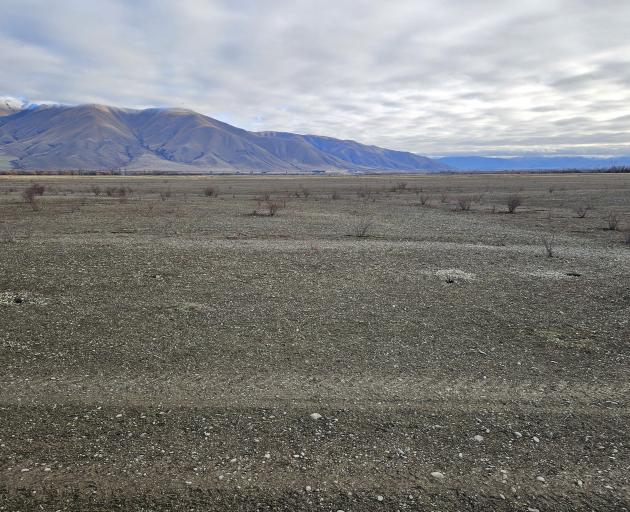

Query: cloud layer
2 0 630 156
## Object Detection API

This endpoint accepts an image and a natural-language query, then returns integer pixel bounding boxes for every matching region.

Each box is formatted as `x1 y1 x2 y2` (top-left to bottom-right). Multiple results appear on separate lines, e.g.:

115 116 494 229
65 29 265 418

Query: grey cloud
1 0 630 156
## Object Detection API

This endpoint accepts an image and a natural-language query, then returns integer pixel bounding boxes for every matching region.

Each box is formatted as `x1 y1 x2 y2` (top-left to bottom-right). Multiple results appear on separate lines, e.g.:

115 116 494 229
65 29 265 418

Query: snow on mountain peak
1 96 28 112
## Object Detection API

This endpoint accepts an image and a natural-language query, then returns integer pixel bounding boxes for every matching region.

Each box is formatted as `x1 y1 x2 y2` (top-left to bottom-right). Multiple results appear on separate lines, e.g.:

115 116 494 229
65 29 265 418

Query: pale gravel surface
0 174 629 511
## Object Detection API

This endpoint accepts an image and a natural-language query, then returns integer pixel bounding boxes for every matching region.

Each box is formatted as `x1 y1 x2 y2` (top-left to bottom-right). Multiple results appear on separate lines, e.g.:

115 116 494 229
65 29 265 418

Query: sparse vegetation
204 186 219 197
606 211 619 230
506 194 523 213
356 187 372 200
105 186 132 198
457 196 471 211
160 189 173 201
351 218 374 238
541 234 555 257
22 182 45 209
264 199 284 216
0 224 16 243
390 182 407 192
419 194 431 206
573 202 590 218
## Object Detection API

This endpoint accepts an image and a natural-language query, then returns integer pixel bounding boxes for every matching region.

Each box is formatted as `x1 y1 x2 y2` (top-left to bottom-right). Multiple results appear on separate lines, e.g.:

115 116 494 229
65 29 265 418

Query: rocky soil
0 173 629 510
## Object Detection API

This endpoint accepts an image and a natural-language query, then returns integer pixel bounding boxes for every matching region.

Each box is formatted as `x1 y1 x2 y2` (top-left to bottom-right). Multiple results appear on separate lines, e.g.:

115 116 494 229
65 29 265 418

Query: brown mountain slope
0 103 451 173
0 105 143 169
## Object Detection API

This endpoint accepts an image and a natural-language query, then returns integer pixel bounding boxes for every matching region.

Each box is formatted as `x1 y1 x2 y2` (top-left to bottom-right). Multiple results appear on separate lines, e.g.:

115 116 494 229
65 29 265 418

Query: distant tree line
0 166 628 176
0 169 212 176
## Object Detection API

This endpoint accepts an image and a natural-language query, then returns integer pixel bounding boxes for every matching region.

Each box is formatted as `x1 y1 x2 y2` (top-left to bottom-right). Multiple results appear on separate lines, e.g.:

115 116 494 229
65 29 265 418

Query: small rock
310 413 322 420
473 435 484 442
264 453 271 459
430 471 445 480
43 467 51 472
533 436 540 443
576 479 583 487
513 431 523 438
527 508 540 512
536 476 545 482
377 495 384 502
305 485 312 492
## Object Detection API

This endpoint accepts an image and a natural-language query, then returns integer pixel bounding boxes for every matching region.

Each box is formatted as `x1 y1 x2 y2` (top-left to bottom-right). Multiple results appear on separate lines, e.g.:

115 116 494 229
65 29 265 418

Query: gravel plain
0 173 629 511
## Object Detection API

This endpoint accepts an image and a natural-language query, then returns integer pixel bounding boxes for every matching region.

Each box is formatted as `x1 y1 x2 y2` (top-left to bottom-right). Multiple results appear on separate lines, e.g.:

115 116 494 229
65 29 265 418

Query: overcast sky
1 0 630 156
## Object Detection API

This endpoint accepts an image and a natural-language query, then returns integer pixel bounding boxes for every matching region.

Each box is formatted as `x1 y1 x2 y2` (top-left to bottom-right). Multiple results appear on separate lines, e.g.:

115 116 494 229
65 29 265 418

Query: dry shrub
105 186 132 198
606 211 619 231
352 218 374 238
573 202 590 218
419 194 431 206
506 194 523 213
1 224 16 243
457 197 471 211
356 187 372 199
389 182 407 193
204 186 219 197
541 234 555 257
22 183 45 210
266 200 284 216
331 191 341 200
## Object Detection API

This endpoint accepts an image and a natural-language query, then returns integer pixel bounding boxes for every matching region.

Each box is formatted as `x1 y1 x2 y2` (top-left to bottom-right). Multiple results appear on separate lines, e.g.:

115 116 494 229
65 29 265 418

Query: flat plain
0 173 629 511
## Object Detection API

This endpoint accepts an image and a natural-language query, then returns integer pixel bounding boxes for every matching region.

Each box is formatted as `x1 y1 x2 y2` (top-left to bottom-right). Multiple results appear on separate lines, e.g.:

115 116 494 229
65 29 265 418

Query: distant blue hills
438 155 630 171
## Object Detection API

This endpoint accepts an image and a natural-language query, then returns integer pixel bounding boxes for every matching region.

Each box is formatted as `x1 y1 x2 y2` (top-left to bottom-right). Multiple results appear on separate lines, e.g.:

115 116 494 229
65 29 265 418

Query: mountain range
2 101 628 173
0 103 450 173
438 155 630 171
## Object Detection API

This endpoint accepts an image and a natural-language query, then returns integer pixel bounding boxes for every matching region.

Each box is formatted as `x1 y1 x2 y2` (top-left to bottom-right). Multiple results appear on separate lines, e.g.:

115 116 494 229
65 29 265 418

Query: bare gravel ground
0 173 629 511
